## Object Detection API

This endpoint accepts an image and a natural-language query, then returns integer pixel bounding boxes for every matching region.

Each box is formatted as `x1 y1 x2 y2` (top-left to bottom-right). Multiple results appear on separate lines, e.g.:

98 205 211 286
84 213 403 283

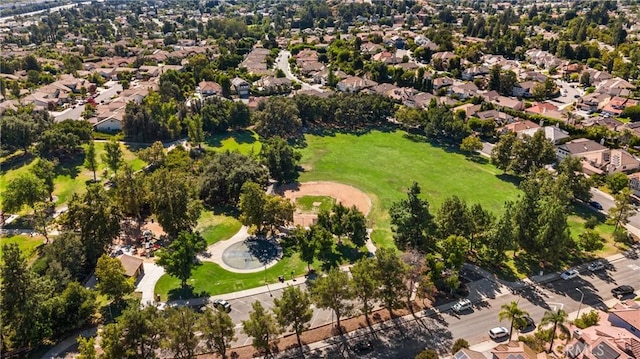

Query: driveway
136 262 165 306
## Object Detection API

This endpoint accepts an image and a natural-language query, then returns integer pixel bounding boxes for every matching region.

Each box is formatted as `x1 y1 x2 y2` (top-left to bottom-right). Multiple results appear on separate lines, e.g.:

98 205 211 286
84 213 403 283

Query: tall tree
491 131 517 173
310 267 354 335
114 165 147 219
84 141 98 182
187 114 204 150
162 307 199 359
31 157 57 201
273 286 313 355
242 301 281 358
148 169 203 237
556 156 591 202
540 309 569 353
440 235 470 270
260 137 301 184
199 308 236 359
609 188 634 233
436 195 472 239
460 135 483 154
95 254 135 304
138 141 167 168
102 138 123 175
253 97 302 139
77 336 97 359
375 248 409 318
2 172 47 213
498 301 529 340
101 306 164 359
157 231 207 288
485 202 515 262
350 257 381 327
61 185 121 268
389 182 435 251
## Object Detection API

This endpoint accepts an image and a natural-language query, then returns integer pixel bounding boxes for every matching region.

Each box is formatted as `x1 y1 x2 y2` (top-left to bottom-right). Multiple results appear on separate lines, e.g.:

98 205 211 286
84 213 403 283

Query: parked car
452 298 473 313
611 285 635 297
514 315 535 331
561 269 579 280
352 340 373 353
588 261 605 272
589 201 603 210
212 299 231 312
488 326 509 340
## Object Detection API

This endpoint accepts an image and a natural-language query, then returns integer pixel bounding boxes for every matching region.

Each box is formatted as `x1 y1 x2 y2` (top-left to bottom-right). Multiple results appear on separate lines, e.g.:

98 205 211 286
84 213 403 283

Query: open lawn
0 234 44 261
0 141 146 211
204 130 262 155
155 253 311 301
195 210 242 246
298 131 522 248
295 195 336 213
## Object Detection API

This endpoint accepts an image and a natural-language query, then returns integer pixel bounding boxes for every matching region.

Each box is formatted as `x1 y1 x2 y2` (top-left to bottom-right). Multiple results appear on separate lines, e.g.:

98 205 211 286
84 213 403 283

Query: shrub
451 338 470 354
574 310 599 329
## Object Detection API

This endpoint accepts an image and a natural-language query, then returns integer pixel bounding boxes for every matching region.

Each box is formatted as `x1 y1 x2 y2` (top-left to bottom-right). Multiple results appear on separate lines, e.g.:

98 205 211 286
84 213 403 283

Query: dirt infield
277 181 372 226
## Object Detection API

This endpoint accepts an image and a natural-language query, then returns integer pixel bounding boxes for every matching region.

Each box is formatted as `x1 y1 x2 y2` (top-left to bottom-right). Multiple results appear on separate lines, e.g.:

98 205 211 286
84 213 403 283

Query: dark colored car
611 285 634 297
352 340 373 353
589 201 603 210
514 315 535 331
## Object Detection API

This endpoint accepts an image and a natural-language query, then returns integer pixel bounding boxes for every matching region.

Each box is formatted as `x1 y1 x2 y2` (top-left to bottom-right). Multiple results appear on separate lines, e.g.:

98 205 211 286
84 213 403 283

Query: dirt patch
277 182 372 227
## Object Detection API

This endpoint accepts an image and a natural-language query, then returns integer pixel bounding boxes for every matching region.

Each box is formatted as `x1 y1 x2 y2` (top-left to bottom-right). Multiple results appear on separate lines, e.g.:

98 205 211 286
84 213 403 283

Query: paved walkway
198 226 281 274
136 263 166 306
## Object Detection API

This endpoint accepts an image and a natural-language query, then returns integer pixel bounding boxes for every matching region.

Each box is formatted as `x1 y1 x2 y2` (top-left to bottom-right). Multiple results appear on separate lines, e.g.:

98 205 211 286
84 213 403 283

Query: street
275 50 324 93
299 252 640 359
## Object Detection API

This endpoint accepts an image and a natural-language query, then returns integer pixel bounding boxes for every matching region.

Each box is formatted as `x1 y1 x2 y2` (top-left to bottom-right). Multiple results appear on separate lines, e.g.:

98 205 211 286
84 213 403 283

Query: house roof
609 308 640 333
560 138 608 155
117 254 143 277
453 348 487 359
502 120 540 133
518 126 570 143
492 341 539 359
526 102 559 114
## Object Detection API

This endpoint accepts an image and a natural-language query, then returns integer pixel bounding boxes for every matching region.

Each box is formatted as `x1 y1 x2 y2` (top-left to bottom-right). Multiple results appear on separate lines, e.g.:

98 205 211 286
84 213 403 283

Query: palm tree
540 309 570 353
498 301 529 340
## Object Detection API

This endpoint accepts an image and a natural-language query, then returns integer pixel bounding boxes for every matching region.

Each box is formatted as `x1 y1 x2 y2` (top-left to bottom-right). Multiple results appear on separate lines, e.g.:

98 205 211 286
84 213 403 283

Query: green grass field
295 195 336 213
0 141 146 211
0 234 44 261
155 253 311 301
204 130 262 155
195 210 242 246
298 130 522 248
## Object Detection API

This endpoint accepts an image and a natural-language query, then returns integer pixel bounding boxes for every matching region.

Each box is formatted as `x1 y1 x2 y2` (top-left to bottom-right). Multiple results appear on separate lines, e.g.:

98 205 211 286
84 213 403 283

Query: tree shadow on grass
467 155 489 165
495 173 523 187
204 129 257 148
166 285 209 301
53 153 84 179
0 152 35 173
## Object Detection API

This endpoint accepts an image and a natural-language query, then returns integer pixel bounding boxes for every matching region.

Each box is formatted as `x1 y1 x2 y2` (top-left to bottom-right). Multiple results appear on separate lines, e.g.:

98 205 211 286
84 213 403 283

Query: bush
451 338 470 354
574 310 600 329
415 349 439 359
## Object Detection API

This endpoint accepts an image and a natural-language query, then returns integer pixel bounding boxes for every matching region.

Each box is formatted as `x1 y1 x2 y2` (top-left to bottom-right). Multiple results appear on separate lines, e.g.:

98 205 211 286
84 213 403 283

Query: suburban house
557 138 640 174
564 305 640 359
476 110 513 125
433 76 454 90
491 341 542 359
231 77 250 97
578 116 623 132
252 76 292 94
602 96 639 117
491 95 525 111
336 76 377 93
577 93 612 113
462 66 489 81
628 172 640 198
449 83 479 99
596 78 635 97
518 125 570 144
198 81 222 96
512 81 537 98
312 68 347 85
95 115 123 132
117 254 144 282
372 51 402 65
451 348 487 359
500 119 540 134
360 42 384 55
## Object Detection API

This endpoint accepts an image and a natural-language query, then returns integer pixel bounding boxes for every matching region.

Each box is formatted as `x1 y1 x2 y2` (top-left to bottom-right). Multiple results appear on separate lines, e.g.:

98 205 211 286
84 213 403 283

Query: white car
488 326 509 340
587 261 605 272
561 269 579 280
451 299 472 313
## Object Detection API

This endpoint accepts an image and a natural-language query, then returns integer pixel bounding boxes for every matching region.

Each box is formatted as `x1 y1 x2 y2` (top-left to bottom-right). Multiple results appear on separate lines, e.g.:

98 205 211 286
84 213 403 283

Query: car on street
589 201 603 210
588 261 605 272
212 299 231 312
561 269 579 280
452 298 473 313
611 285 635 297
488 327 510 340
514 315 535 331
352 340 373 353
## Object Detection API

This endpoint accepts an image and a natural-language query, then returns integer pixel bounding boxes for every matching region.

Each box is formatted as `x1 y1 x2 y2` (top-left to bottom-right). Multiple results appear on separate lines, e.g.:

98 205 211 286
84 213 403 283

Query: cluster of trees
395 103 471 144
490 131 557 176
238 181 295 235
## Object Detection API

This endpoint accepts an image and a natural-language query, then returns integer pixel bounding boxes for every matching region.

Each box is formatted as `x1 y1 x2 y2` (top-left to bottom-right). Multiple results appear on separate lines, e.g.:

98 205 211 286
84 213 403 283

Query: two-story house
231 77 250 97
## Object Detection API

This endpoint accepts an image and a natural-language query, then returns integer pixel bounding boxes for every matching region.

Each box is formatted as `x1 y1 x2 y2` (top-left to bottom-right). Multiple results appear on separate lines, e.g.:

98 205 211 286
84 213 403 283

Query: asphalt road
552 79 582 110
304 253 640 359
275 50 324 93
589 188 640 229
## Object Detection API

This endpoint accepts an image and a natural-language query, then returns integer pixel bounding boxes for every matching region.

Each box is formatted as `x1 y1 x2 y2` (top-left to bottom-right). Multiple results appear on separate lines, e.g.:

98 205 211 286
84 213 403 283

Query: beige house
117 254 144 281
557 138 640 174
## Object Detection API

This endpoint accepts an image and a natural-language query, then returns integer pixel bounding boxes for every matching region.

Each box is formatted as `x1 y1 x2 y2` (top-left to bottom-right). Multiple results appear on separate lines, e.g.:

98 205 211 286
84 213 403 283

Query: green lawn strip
204 130 262 155
195 211 242 246
0 234 44 260
298 130 522 248
295 195 336 213
155 253 311 301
